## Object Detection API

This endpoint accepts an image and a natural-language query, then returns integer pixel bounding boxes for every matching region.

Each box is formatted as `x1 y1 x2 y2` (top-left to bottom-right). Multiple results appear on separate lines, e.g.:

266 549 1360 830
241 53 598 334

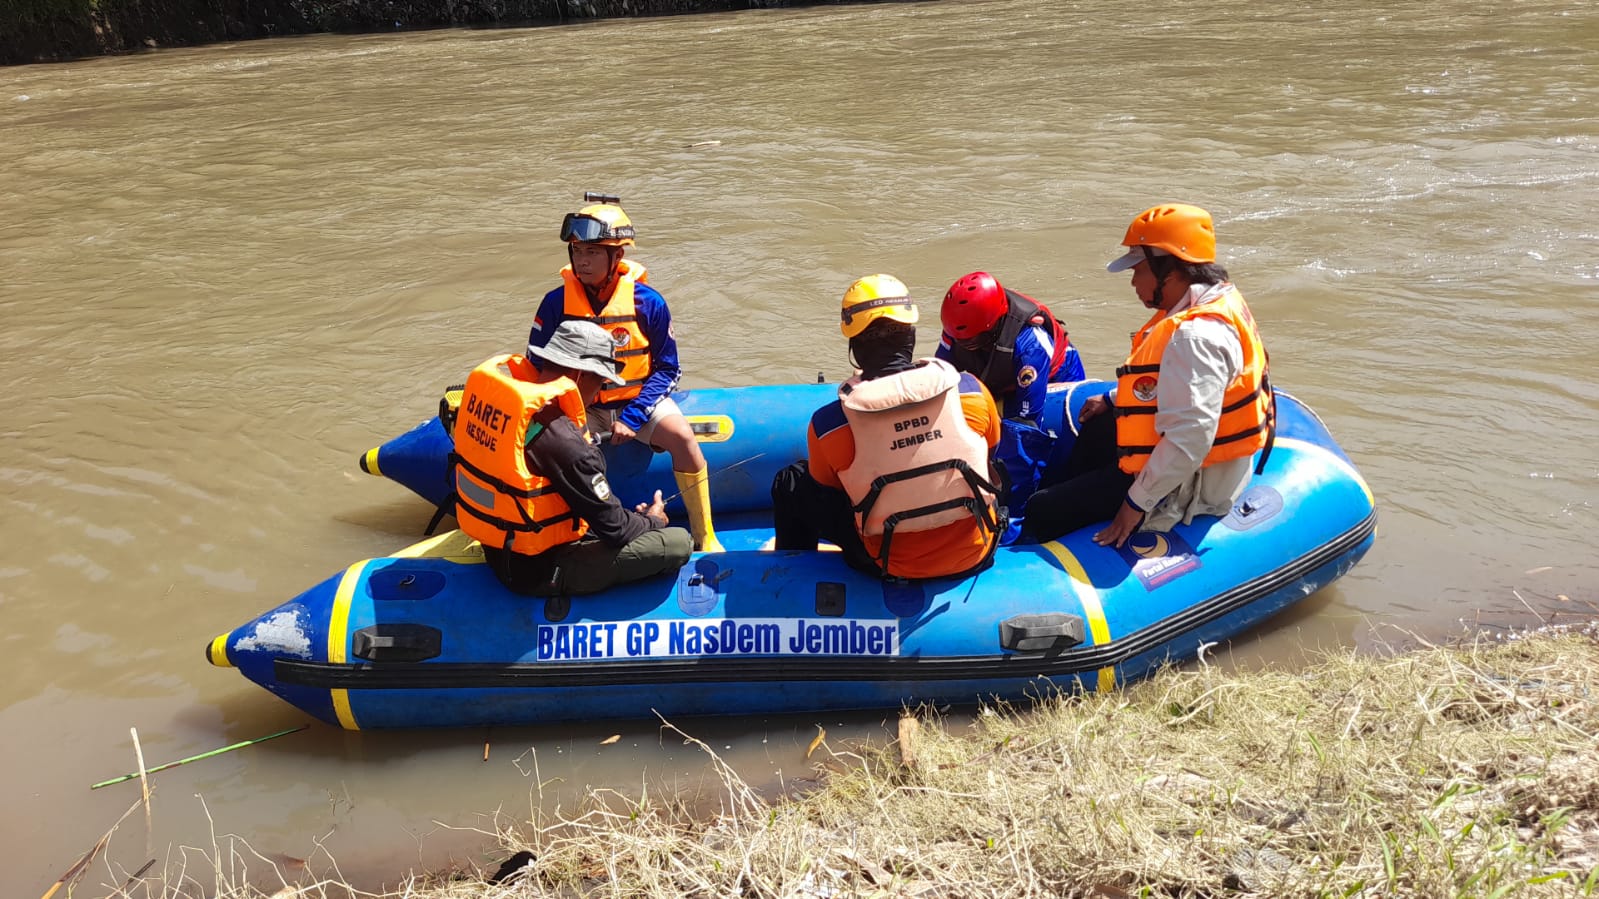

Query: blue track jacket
527 280 683 432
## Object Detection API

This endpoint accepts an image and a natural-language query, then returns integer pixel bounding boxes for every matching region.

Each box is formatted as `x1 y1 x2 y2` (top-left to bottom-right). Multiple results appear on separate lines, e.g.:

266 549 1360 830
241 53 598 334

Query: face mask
849 327 917 379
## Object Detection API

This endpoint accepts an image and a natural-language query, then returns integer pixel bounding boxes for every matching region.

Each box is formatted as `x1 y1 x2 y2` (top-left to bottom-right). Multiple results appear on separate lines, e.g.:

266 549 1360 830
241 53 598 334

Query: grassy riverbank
0 0 878 66
84 623 1599 897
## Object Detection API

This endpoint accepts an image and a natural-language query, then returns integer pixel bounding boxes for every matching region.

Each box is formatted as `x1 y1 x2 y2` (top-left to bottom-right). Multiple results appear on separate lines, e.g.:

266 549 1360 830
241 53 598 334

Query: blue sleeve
995 418 1054 511
809 400 849 441
934 332 954 362
619 284 683 431
526 287 566 351
1008 327 1054 423
1059 343 1085 382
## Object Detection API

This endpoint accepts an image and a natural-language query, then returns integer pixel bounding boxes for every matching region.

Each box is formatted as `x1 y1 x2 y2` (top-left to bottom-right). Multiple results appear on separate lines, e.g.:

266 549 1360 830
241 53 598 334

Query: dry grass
90 625 1599 898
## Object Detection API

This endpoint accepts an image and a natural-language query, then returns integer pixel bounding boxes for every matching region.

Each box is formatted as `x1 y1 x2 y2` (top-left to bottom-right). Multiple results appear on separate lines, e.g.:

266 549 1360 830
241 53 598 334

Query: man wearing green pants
453 320 693 596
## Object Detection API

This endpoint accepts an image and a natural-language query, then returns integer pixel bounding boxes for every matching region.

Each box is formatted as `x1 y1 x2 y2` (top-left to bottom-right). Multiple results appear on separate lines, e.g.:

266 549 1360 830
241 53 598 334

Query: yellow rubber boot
674 467 723 553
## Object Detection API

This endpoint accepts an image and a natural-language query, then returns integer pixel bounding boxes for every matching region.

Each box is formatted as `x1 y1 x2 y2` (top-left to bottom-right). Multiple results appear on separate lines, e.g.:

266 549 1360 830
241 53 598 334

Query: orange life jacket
617 257 648 285
559 259 650 404
451 354 591 555
835 359 1000 574
1114 285 1271 475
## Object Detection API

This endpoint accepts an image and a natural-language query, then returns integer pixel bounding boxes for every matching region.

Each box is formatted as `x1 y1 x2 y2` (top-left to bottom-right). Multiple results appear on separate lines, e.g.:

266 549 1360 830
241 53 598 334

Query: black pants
1020 411 1135 543
770 461 883 576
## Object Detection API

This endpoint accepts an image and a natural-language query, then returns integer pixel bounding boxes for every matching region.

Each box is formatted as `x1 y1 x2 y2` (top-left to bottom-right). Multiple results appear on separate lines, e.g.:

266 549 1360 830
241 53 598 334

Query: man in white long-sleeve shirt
1021 204 1272 547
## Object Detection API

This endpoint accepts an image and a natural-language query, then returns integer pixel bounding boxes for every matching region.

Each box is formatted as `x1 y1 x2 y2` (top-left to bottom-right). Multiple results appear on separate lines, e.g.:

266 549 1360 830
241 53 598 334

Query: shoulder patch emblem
1017 365 1038 388
1132 376 1158 402
590 472 612 501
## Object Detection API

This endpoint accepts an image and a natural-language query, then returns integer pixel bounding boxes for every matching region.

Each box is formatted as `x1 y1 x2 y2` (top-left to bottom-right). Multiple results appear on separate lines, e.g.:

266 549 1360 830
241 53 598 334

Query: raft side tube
214 380 1377 728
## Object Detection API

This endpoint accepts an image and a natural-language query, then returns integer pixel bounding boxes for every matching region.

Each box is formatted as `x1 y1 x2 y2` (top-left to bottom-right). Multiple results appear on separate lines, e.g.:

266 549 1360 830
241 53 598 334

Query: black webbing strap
1220 386 1263 415
859 460 1002 578
423 497 455 537
449 451 576 537
453 451 560 501
1254 371 1277 476
851 459 974 518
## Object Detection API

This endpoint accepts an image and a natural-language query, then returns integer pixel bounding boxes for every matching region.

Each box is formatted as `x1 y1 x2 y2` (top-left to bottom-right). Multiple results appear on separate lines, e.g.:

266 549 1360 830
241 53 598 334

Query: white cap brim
1106 247 1145 273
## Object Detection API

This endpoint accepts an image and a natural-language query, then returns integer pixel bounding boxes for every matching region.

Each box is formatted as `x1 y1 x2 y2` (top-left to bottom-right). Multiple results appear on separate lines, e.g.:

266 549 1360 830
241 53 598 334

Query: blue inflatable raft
208 382 1375 730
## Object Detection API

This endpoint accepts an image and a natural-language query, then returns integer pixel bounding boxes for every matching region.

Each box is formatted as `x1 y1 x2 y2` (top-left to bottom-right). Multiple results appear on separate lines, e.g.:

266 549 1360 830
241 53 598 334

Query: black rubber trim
277 511 1375 691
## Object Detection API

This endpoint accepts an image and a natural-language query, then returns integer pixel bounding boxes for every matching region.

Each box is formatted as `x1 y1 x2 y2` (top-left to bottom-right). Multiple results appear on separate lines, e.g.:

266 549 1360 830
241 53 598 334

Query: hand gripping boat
207 382 1375 729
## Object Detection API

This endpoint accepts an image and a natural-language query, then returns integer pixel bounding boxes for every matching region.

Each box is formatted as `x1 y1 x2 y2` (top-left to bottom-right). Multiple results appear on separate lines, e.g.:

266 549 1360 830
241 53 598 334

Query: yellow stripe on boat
327 561 365 730
361 446 383 478
1038 541 1116 692
331 687 357 731
207 633 233 668
390 529 485 563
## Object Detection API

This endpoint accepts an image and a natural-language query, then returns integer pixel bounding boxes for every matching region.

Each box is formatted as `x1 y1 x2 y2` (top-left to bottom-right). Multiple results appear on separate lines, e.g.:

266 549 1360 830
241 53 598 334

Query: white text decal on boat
535 618 900 662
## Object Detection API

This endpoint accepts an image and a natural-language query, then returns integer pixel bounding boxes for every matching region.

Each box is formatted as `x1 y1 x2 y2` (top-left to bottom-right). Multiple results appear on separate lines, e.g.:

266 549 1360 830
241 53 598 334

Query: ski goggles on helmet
559 213 635 244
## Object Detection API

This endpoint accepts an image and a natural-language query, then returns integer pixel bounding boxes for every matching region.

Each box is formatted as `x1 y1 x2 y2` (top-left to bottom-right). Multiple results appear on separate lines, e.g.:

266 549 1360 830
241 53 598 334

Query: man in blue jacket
937 271 1084 514
528 194 722 552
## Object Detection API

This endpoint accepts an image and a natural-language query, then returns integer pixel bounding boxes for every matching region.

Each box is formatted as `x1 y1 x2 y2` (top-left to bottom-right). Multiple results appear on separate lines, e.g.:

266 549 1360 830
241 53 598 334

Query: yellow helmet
560 194 636 247
840 274 918 338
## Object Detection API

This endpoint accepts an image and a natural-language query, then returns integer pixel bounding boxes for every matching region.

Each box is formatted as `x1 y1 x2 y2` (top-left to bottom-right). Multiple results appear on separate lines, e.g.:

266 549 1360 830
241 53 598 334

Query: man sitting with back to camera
937 270 1085 513
452 319 693 596
771 274 1005 581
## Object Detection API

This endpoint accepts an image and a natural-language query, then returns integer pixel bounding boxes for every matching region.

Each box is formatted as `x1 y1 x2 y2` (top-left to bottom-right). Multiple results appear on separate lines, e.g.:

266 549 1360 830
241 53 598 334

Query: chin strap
1147 253 1176 309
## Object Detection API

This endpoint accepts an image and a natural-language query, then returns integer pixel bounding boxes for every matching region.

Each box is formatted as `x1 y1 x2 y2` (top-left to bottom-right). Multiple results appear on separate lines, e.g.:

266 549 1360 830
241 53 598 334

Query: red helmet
941 271 1007 341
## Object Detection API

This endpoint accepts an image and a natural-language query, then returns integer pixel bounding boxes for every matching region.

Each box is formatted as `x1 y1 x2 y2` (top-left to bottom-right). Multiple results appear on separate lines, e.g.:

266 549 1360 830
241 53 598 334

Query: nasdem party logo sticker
1122 530 1201 591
